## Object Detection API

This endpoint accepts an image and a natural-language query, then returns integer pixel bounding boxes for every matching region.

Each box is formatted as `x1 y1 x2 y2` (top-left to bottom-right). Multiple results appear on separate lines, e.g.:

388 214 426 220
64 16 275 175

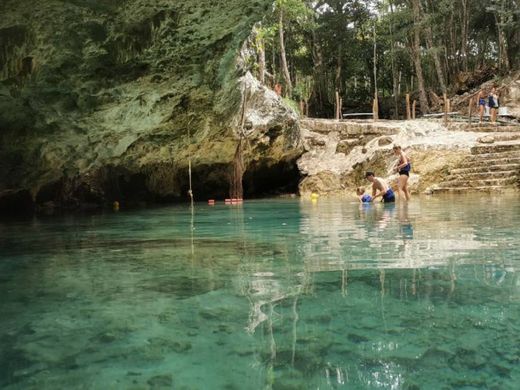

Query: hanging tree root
230 139 244 199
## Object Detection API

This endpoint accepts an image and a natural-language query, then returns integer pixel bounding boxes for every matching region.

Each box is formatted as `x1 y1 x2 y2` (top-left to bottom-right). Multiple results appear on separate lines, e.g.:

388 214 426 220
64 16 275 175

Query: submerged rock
147 374 173 388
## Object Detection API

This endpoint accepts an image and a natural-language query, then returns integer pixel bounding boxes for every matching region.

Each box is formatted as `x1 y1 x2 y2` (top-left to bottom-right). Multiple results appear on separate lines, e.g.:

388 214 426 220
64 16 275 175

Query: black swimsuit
398 156 411 176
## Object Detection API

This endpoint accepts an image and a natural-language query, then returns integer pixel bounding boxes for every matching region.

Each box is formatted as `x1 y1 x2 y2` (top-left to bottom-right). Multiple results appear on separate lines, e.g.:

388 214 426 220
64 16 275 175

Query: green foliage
255 0 519 117
282 96 301 112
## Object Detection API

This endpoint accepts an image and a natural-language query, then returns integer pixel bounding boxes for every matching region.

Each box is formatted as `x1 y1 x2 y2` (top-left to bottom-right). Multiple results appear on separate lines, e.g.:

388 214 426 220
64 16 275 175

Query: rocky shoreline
298 119 520 198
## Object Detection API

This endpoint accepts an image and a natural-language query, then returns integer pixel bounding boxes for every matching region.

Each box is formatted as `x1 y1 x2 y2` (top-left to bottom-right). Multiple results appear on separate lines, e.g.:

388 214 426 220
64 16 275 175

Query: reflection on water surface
1 194 519 389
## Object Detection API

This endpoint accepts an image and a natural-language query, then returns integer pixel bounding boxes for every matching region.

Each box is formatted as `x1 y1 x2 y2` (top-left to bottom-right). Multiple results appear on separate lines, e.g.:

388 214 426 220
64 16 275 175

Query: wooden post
406 93 411 120
447 99 451 120
339 97 343 119
336 90 339 120
372 93 379 120
443 92 448 126
412 100 416 119
468 97 473 124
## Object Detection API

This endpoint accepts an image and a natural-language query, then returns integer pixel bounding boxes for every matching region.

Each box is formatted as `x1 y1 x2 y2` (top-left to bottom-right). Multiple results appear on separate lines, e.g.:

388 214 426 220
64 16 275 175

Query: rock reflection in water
0 195 519 389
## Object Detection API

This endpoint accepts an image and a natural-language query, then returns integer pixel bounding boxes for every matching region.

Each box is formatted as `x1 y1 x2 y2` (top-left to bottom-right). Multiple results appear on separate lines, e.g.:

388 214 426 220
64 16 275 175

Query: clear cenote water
1 194 519 389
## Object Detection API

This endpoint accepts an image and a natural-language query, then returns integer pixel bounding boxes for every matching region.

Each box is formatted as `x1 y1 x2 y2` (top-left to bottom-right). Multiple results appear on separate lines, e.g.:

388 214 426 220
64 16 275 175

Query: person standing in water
365 172 395 203
477 89 486 123
393 145 411 201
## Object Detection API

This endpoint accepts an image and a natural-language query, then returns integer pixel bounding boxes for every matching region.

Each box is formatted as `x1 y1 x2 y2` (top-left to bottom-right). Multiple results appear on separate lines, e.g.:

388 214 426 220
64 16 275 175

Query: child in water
356 187 372 203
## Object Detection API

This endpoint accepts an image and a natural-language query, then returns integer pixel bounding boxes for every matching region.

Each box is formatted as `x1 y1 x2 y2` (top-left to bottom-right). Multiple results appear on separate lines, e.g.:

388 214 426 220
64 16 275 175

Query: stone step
438 177 518 188
447 170 518 180
490 133 520 142
433 185 513 193
456 125 520 133
471 142 520 155
464 150 520 162
450 163 520 175
461 156 520 167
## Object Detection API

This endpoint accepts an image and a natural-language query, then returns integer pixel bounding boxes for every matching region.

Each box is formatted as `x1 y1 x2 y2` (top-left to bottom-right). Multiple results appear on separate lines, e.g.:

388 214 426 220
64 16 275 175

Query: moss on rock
1 0 296 210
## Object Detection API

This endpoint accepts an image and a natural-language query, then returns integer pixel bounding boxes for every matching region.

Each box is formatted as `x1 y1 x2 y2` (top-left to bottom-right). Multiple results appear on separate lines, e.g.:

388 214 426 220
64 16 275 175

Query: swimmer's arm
372 189 387 200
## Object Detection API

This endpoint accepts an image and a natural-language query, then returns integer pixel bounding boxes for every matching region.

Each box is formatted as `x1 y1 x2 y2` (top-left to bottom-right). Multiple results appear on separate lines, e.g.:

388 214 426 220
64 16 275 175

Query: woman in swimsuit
489 87 499 123
477 90 486 123
393 145 411 201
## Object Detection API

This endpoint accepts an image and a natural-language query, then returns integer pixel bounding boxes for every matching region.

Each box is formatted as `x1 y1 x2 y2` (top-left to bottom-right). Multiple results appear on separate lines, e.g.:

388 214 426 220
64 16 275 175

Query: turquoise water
1 195 519 389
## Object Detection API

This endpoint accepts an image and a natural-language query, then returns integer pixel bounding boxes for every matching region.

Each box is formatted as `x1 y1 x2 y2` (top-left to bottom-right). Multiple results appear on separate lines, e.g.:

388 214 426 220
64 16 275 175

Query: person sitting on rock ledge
365 172 395 203
356 186 372 203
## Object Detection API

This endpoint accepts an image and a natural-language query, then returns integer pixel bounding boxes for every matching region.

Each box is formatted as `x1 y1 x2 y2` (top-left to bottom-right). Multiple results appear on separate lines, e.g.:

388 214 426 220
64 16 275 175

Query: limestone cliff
0 0 300 211
298 119 519 197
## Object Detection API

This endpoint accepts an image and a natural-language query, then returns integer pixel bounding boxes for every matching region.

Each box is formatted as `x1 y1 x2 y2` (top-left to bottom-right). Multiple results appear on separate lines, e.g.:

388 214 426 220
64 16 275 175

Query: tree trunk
426 31 447 93
449 7 459 75
423 0 447 91
311 29 324 112
410 0 429 114
335 43 343 93
279 9 293 96
495 9 510 72
373 24 377 97
389 0 399 119
424 22 447 93
461 0 469 72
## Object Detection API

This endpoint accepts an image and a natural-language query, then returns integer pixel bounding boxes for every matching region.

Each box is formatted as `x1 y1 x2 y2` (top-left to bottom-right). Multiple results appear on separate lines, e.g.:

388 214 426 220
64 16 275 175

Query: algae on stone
0 0 300 209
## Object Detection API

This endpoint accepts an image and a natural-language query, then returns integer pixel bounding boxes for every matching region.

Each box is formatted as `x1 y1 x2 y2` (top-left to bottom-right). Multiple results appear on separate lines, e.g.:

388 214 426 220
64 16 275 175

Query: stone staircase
434 125 520 192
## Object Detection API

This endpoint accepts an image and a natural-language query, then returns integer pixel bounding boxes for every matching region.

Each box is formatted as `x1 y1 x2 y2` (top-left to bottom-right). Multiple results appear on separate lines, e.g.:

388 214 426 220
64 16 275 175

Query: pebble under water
1 194 519 389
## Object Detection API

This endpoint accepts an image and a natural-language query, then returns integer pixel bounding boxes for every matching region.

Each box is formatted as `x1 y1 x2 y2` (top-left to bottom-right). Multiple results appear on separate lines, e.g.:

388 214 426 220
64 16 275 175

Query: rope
187 118 194 208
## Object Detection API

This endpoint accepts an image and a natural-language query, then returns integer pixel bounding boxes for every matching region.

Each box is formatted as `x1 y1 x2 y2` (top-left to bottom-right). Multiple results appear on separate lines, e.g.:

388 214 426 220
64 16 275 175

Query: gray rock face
0 0 300 210
500 73 520 119
233 72 299 149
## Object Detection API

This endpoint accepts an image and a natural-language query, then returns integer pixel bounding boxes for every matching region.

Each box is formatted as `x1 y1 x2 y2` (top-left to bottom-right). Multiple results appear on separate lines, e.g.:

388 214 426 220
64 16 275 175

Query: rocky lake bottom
1 195 519 389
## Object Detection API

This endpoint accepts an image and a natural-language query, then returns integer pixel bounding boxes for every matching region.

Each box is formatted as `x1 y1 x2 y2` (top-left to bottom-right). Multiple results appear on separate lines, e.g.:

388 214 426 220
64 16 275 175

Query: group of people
355 86 501 203
356 145 411 204
477 86 500 123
